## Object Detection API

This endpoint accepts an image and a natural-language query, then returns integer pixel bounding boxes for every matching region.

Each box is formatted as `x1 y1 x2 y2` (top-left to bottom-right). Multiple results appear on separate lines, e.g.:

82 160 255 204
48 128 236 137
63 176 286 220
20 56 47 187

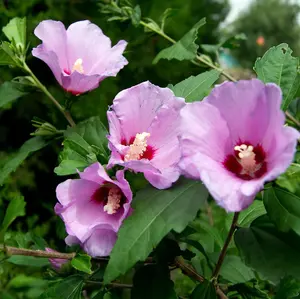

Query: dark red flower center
121 133 156 161
91 182 125 214
223 142 267 180
63 68 71 75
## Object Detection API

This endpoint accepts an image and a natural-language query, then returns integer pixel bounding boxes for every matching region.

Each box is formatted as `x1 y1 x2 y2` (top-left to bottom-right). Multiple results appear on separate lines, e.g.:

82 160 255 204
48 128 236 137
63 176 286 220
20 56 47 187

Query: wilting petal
45 248 68 270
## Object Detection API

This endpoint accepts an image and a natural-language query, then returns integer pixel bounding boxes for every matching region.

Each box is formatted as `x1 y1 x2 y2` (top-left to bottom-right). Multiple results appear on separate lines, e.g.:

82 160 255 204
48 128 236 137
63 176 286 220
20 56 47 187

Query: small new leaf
55 116 109 175
153 18 206 63
170 69 220 102
254 43 300 111
131 5 141 27
0 196 26 242
2 17 27 53
0 47 17 66
71 254 92 274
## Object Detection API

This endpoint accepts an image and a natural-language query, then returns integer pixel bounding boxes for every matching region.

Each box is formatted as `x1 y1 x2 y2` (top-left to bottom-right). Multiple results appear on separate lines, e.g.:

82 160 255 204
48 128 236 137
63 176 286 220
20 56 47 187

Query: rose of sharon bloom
45 247 68 270
55 162 132 257
32 20 128 95
179 79 299 212
107 81 185 189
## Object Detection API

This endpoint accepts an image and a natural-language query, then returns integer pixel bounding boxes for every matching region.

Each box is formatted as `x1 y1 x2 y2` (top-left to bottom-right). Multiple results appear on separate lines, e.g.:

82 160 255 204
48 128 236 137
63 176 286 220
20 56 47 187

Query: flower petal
144 167 180 189
205 79 282 146
66 20 111 74
186 153 256 212
110 81 184 142
89 40 128 77
180 101 230 161
83 227 117 257
32 46 62 85
33 20 68 70
79 162 112 184
61 71 100 94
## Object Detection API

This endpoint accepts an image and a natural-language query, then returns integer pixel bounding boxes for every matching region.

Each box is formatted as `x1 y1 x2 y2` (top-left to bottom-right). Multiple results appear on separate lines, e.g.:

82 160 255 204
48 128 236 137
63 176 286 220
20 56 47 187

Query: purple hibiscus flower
55 162 132 257
32 20 128 95
107 81 185 189
179 79 299 212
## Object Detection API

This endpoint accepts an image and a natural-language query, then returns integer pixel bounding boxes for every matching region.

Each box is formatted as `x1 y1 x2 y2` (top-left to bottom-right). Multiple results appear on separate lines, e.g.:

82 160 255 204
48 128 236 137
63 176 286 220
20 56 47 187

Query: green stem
23 63 76 127
286 111 300 128
139 20 236 82
0 244 75 259
211 212 239 280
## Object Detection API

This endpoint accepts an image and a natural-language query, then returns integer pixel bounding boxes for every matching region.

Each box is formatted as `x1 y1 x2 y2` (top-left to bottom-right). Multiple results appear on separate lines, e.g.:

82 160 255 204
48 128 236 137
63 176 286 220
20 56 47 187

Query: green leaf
153 18 206 63
263 187 300 235
7 256 49 267
131 265 177 299
226 200 266 229
71 253 92 274
0 196 26 241
238 200 266 227
2 17 26 52
201 34 246 54
276 163 300 194
170 70 220 102
191 280 217 299
55 116 109 176
254 43 300 111
104 178 208 283
235 215 300 283
190 220 223 249
0 136 48 185
227 281 270 299
0 47 17 66
0 82 28 109
131 5 141 27
39 275 84 299
275 276 300 299
209 254 255 284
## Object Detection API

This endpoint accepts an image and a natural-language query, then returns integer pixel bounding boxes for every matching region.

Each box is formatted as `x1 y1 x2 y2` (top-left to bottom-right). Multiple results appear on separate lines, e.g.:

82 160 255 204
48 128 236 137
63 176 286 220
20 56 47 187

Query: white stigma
234 144 257 174
72 58 84 74
124 132 150 162
103 187 122 215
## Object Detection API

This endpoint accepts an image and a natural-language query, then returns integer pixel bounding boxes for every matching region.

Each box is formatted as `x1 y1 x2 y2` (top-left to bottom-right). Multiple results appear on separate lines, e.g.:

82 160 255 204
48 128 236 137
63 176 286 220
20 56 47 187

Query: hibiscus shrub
0 1 300 299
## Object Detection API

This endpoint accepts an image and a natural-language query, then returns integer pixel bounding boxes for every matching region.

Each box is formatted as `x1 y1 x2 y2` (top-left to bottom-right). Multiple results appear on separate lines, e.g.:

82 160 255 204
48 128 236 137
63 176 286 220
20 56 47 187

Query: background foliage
0 0 300 298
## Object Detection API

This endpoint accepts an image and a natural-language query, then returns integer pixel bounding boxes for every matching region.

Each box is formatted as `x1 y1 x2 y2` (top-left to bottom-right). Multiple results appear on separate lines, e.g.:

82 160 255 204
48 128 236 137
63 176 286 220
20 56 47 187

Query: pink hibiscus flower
179 79 299 212
32 20 128 95
55 162 132 257
107 81 185 189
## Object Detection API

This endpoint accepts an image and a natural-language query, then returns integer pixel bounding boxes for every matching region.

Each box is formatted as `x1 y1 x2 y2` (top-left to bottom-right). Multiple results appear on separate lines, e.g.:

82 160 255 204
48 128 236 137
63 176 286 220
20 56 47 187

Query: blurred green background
0 0 300 297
